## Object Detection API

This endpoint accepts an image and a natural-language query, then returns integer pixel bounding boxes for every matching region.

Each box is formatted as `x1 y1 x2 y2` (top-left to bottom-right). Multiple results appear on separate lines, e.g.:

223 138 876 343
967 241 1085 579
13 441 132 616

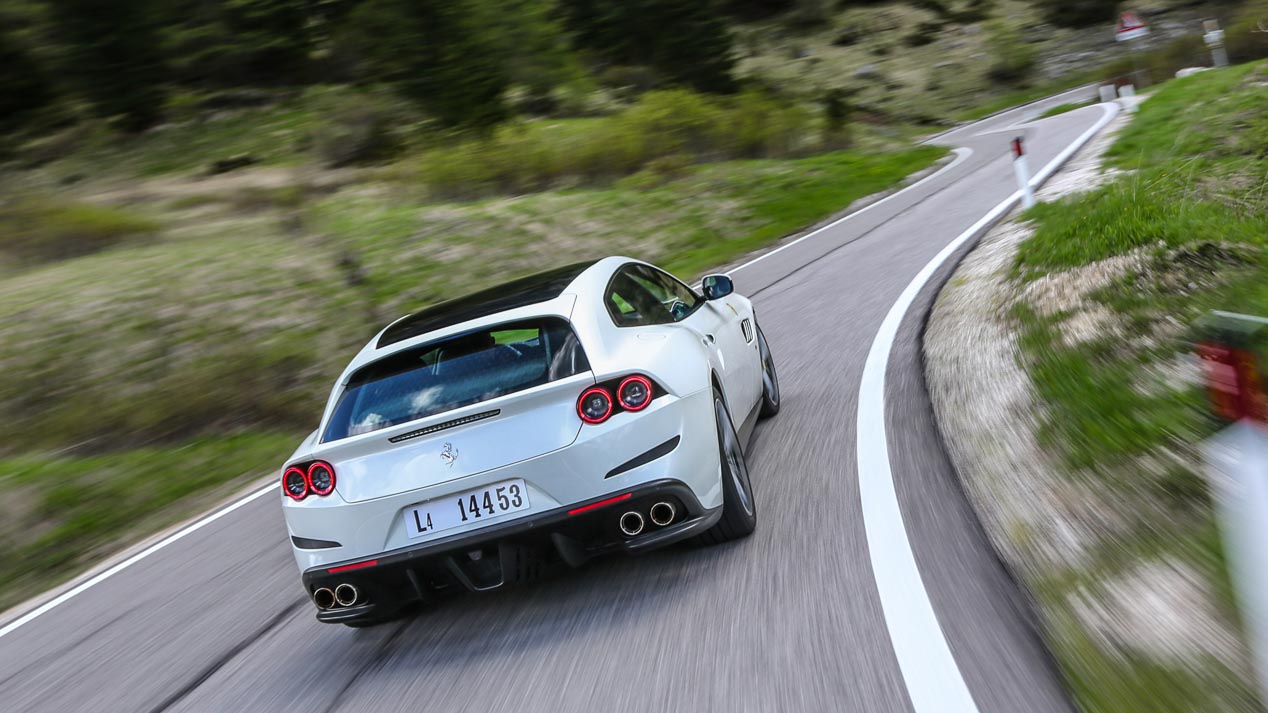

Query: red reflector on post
568 493 632 516
328 560 378 574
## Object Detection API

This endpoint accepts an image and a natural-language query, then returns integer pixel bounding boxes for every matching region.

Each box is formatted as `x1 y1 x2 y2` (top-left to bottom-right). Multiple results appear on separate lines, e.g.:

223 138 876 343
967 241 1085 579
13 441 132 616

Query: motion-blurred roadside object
1010 136 1034 209
1204 18 1231 67
1115 10 1150 88
1198 311 1268 701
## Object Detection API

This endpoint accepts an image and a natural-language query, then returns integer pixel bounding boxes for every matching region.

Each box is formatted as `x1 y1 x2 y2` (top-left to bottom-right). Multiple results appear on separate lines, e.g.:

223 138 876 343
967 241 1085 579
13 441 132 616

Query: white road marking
855 101 1119 713
0 483 277 640
728 147 973 277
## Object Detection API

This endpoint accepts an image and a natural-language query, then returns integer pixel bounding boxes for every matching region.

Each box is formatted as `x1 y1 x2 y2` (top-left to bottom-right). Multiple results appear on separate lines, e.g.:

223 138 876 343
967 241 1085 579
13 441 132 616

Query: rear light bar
576 374 663 425
328 559 378 574
281 460 337 501
568 492 632 516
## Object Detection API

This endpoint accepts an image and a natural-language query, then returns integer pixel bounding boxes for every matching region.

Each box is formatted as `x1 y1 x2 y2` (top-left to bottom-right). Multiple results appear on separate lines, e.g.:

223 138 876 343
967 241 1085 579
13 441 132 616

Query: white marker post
1204 19 1230 68
1011 137 1035 209
1199 312 1268 701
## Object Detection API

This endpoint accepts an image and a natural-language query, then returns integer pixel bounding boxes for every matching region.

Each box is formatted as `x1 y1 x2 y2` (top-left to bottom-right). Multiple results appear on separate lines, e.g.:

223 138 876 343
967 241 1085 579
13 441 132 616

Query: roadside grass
1007 60 1268 713
1036 101 1094 120
0 198 160 267
0 433 294 611
0 142 945 611
957 74 1097 121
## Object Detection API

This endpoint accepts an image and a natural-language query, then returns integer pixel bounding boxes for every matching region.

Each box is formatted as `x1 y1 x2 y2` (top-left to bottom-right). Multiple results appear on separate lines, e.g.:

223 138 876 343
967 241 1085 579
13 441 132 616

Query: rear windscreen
323 318 590 442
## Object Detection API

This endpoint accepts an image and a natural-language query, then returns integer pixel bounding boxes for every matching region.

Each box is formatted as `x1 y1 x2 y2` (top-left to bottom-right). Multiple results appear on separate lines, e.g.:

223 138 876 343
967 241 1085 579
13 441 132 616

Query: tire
699 387 757 545
757 325 780 419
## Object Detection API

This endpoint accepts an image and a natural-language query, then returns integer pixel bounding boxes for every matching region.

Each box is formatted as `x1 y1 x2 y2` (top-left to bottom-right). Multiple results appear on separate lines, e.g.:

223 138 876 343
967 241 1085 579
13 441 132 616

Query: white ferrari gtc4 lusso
280 256 780 626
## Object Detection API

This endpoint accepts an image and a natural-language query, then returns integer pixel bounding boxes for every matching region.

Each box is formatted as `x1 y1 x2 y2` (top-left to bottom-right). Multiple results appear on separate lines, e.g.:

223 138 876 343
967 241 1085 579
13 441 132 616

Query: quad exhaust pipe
313 587 335 610
619 511 645 537
334 583 360 607
649 501 676 527
313 584 361 610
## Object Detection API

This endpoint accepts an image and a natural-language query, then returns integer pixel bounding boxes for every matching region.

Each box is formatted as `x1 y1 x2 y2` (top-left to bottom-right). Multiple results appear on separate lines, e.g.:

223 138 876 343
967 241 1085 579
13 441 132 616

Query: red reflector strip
328 560 378 574
568 493 632 516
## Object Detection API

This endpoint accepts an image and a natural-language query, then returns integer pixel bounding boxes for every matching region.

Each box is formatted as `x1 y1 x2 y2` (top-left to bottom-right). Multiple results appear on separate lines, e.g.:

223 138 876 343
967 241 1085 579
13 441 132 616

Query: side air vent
389 409 501 443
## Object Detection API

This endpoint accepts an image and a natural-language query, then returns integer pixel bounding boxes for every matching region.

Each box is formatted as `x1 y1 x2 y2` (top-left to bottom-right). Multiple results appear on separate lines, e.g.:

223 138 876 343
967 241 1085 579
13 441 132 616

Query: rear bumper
304 479 718 623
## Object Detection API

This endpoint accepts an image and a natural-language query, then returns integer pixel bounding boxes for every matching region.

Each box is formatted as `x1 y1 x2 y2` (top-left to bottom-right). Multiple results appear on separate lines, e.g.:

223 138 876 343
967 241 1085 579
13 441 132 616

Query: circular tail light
578 387 613 424
308 462 336 496
618 375 653 411
283 467 309 501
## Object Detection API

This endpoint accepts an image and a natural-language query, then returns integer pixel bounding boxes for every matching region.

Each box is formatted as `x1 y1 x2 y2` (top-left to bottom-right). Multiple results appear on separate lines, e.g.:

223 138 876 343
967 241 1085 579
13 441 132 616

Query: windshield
323 318 589 442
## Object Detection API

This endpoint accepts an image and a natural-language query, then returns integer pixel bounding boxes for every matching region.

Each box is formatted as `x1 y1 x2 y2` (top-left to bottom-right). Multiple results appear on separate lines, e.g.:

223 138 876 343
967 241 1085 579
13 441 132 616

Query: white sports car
280 256 780 626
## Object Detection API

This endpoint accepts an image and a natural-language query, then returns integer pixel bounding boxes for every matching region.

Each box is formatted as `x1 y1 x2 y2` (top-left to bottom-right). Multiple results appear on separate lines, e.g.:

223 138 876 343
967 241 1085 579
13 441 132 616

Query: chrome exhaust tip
334 583 360 608
619 511 645 537
313 587 335 610
649 501 676 527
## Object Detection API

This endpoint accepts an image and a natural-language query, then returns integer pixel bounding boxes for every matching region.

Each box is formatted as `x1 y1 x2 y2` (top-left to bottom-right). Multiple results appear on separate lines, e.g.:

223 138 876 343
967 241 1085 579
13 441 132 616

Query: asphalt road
0 87 1107 713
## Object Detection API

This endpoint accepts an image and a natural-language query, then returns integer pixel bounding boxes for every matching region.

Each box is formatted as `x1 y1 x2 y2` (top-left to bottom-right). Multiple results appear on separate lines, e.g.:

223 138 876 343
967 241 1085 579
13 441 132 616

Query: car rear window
323 318 590 442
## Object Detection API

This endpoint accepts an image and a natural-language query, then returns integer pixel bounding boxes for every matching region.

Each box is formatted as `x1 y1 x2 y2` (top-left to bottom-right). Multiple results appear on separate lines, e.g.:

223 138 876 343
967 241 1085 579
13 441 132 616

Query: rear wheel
757 325 780 418
699 388 757 545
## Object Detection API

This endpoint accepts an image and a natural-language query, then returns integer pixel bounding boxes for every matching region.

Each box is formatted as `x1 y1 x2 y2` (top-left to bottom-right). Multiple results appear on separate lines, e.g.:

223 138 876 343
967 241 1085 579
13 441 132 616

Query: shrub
1226 0 1268 64
1039 0 1118 29
310 90 409 167
986 21 1036 85
0 199 160 265
418 89 815 198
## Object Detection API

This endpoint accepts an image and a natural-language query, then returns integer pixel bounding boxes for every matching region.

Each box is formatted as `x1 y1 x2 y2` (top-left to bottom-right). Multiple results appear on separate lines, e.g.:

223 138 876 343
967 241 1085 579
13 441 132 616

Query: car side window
630 266 700 322
605 264 700 327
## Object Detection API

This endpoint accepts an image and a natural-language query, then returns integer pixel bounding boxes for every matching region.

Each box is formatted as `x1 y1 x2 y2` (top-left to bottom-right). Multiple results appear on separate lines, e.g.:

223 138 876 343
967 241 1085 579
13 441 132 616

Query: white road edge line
0 483 278 640
728 147 972 276
855 100 1119 713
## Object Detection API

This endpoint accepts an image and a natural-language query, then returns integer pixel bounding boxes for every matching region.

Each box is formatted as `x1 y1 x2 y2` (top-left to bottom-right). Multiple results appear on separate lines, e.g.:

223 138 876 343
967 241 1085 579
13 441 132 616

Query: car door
630 265 757 422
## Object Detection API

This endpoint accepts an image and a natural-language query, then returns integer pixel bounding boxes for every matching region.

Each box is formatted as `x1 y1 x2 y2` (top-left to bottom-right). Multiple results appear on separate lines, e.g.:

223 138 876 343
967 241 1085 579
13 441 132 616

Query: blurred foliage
0 25 55 137
46 0 168 131
985 19 1037 85
0 198 160 265
1040 0 1120 29
415 89 816 199
339 0 512 129
559 0 738 93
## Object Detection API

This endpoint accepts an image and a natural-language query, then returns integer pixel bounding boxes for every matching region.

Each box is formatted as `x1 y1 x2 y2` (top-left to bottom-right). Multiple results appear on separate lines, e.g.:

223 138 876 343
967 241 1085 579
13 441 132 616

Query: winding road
0 88 1113 713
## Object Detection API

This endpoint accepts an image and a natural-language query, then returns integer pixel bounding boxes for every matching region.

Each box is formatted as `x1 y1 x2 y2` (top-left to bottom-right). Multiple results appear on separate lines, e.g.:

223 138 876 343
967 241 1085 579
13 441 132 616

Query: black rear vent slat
389 409 501 443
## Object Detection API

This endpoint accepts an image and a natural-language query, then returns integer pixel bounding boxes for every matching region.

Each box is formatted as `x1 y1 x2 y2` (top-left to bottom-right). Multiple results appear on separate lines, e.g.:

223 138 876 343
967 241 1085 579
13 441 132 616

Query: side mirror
701 274 734 301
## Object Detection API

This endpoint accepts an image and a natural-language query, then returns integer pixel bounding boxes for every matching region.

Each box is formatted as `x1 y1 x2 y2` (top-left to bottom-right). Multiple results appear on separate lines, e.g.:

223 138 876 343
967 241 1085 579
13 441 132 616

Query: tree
47 0 167 131
0 27 54 133
342 0 512 129
1040 0 1120 29
161 0 316 87
560 0 737 93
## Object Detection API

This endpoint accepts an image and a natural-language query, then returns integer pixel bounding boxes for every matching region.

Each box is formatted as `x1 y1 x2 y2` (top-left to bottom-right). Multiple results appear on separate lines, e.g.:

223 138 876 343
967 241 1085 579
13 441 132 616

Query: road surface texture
0 88 1109 713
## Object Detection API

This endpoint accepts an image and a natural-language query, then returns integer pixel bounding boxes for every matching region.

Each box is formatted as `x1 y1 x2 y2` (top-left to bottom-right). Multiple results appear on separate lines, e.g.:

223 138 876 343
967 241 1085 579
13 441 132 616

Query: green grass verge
0 433 295 611
1008 60 1268 713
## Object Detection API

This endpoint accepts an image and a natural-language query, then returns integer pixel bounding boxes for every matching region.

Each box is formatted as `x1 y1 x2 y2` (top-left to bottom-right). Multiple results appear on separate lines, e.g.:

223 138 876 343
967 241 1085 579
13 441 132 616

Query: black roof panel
376 260 597 348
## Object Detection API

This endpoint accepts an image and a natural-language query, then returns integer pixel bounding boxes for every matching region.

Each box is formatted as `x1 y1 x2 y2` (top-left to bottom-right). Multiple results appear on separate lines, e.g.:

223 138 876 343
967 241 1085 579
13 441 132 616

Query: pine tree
560 0 737 93
343 0 511 129
47 0 167 131
0 27 54 132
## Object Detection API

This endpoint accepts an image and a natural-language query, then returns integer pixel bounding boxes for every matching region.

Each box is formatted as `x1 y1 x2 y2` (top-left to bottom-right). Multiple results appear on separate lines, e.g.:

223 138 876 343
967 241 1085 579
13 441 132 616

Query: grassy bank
0 137 944 612
1010 61 1268 712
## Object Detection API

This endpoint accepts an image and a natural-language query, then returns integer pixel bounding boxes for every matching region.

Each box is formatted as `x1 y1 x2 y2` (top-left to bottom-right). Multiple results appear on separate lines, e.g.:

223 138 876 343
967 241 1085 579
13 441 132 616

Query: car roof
376 260 601 348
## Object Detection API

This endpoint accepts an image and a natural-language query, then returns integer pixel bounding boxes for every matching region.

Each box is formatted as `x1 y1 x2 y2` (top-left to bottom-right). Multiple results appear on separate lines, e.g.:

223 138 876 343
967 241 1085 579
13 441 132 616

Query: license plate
404 478 530 539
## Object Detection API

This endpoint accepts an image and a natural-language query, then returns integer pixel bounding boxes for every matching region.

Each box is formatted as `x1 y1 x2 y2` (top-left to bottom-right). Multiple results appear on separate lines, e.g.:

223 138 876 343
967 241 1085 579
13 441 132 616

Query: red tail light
578 387 613 424
283 466 309 501
307 461 337 496
618 375 653 411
